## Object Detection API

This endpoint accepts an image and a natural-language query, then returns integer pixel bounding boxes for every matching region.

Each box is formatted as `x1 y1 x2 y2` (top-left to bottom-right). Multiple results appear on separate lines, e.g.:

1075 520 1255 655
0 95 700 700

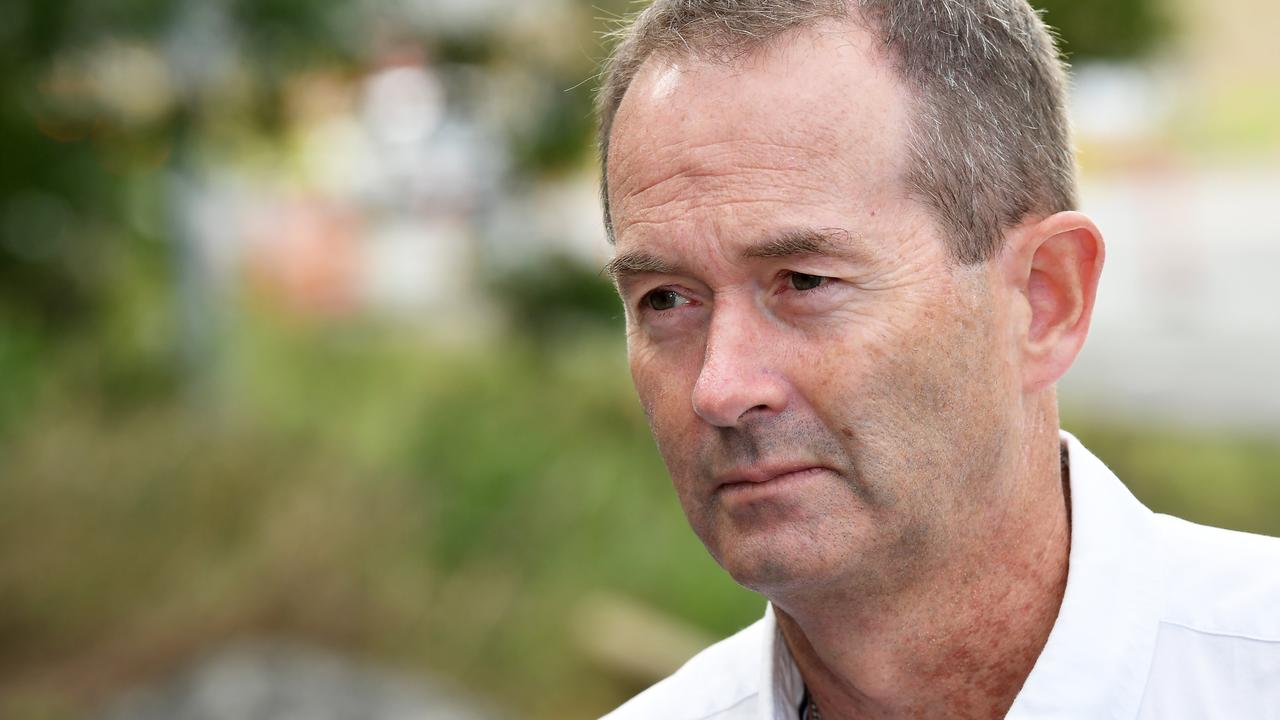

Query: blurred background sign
0 0 1277 718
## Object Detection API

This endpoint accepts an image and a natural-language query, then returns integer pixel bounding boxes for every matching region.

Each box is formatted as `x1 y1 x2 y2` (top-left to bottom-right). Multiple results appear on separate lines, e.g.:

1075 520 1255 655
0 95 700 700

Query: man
595 1 1280 718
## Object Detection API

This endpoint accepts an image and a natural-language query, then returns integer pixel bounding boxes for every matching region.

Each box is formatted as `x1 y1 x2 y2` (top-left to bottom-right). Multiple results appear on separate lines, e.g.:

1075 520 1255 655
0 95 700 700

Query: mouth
714 464 829 500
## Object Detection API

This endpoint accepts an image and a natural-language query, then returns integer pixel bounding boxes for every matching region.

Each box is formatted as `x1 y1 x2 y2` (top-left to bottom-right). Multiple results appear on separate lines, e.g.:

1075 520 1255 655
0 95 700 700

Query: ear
1000 211 1105 393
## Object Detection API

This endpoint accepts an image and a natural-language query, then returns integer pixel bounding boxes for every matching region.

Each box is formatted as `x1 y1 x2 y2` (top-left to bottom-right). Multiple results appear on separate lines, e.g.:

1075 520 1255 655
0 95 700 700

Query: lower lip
717 467 828 502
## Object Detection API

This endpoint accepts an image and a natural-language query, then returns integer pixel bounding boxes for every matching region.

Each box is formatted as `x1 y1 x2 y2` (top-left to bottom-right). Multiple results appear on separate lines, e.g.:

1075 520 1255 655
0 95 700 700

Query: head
599 1 1103 599
598 0 1079 264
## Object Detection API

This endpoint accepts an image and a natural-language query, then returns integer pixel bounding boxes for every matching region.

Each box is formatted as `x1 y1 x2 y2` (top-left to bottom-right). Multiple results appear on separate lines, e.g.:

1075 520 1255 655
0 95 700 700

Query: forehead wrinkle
613 166 847 243
608 225 874 289
611 129 840 204
623 193 838 228
613 197 844 260
621 168 832 210
617 134 836 189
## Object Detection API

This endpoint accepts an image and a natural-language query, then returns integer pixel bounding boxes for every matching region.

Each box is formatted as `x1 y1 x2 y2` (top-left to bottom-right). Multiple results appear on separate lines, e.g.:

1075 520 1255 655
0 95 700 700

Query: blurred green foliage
1035 0 1169 59
0 0 349 338
491 253 623 341
511 75 599 175
1068 421 1280 537
0 324 763 718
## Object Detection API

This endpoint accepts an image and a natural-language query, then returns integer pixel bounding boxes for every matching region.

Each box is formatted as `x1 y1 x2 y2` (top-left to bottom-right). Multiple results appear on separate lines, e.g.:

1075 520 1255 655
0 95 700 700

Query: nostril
734 403 778 425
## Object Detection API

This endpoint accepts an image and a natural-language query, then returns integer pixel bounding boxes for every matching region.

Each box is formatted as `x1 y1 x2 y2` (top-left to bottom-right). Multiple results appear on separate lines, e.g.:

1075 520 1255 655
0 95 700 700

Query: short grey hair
595 0 1077 264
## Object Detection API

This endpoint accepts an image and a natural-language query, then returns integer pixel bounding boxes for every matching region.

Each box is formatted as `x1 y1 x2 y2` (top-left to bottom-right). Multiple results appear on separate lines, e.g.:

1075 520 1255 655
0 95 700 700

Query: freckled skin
609 21 1083 720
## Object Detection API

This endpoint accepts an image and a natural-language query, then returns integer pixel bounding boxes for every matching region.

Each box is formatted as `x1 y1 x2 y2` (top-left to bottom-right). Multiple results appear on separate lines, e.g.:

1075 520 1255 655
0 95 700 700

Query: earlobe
1011 211 1105 392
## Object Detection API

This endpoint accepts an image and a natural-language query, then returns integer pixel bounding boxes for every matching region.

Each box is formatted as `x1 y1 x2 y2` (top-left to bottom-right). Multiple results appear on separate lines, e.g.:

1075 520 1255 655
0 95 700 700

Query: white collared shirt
603 431 1280 719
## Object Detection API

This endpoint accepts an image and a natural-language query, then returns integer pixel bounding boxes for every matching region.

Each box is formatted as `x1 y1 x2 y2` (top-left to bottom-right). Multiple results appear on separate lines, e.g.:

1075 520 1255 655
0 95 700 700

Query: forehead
607 22 916 251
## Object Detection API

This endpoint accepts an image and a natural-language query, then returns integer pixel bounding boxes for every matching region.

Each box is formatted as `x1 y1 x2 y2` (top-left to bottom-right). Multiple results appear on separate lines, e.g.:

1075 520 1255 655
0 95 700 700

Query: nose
691 303 790 427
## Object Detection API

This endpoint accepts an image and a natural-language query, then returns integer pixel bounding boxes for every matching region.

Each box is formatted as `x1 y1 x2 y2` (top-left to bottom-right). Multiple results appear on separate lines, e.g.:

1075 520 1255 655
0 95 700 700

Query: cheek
628 342 701 445
790 316 894 417
796 300 982 462
628 349 712 522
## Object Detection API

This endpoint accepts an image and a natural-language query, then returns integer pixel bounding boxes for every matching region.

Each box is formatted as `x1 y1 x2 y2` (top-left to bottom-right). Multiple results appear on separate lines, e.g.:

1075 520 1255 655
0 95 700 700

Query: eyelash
638 272 834 314
639 287 693 313
780 271 831 293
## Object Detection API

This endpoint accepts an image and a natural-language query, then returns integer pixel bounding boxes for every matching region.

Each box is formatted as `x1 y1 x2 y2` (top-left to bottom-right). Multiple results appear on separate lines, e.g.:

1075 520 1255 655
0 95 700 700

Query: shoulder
1137 517 1280 716
601 617 768 720
1152 514 1280 641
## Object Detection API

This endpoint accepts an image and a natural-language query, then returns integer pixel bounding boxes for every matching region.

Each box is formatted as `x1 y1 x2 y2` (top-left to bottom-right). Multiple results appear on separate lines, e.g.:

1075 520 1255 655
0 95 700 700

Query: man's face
607 26 1021 598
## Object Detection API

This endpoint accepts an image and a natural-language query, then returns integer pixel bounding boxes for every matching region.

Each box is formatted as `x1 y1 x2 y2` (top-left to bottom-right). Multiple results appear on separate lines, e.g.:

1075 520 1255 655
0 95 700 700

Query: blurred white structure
92 641 502 720
1063 167 1280 430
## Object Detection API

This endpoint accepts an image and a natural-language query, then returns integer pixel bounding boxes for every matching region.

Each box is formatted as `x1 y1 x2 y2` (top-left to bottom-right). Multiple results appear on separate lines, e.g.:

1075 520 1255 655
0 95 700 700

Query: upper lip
714 462 825 488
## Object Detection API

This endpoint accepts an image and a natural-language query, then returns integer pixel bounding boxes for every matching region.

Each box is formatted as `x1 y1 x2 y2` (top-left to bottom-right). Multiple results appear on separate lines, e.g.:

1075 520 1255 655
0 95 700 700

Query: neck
776 413 1071 719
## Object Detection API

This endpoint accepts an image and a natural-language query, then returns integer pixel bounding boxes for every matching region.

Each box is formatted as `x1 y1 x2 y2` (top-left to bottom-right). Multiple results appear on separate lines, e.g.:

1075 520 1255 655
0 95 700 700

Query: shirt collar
1007 430 1162 718
757 431 1162 720
758 603 805 720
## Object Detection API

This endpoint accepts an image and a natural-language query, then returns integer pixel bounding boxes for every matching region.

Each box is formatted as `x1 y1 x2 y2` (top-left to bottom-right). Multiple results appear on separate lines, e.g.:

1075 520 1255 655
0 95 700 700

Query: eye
788 272 829 291
644 289 689 311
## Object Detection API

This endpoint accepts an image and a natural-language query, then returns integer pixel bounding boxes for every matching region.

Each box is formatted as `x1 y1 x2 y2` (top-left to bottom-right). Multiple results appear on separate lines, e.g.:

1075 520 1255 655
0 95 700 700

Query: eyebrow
603 251 683 281
604 226 866 282
740 227 867 262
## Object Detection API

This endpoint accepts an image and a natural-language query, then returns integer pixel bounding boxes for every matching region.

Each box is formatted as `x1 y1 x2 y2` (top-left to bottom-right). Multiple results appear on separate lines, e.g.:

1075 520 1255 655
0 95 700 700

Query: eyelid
777 269 826 279
638 285 695 312
777 270 835 292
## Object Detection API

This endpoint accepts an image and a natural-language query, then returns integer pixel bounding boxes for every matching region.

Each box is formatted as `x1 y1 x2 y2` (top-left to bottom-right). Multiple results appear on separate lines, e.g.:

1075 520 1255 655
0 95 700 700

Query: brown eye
789 272 827 291
646 289 683 311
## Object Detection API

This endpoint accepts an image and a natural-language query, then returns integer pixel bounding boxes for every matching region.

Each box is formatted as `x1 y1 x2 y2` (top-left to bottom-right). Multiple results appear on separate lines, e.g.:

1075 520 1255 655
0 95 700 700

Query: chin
705 526 839 596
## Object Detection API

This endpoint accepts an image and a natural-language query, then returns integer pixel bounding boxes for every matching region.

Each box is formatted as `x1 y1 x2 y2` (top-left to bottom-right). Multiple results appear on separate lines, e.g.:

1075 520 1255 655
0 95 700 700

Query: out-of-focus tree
0 0 363 425
0 0 349 331
492 253 622 342
1033 0 1170 59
